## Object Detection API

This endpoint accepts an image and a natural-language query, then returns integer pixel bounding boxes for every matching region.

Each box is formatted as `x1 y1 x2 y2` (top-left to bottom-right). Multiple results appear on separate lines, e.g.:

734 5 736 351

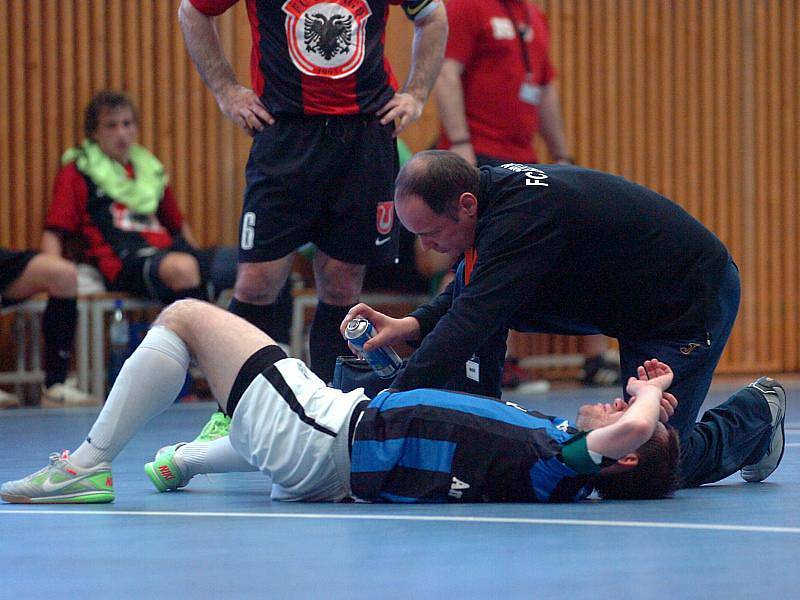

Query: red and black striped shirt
45 163 183 283
190 0 438 115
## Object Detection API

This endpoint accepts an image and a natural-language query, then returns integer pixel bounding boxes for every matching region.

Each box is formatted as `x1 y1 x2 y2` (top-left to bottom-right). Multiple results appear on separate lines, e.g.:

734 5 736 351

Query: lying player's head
593 423 681 500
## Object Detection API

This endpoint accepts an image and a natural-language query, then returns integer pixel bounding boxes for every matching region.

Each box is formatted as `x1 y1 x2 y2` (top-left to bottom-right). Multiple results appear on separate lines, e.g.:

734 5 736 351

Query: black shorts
240 114 400 266
0 248 37 306
112 244 218 304
362 227 430 294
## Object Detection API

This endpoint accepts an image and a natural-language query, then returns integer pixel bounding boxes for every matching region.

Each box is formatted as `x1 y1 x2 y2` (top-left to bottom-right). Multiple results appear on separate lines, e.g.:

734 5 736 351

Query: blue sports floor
1 380 798 599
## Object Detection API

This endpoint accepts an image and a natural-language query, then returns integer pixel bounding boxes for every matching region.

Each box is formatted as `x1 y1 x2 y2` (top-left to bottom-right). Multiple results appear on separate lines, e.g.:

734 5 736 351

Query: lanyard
500 0 533 75
464 247 478 285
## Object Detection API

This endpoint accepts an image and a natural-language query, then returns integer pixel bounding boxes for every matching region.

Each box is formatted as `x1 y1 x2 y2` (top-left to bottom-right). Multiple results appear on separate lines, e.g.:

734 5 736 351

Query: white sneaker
41 378 101 408
1 450 114 504
740 377 787 482
0 388 21 409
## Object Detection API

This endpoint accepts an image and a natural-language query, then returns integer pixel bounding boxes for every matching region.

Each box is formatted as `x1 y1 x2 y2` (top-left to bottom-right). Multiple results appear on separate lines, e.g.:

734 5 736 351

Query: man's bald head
394 150 481 218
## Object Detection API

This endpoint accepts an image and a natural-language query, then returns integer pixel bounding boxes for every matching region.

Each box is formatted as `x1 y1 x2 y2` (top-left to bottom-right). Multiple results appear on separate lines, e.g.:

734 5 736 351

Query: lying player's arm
585 378 664 459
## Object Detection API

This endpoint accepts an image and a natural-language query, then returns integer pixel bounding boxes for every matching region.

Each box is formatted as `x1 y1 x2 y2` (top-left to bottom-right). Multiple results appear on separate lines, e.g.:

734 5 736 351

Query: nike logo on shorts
374 236 391 247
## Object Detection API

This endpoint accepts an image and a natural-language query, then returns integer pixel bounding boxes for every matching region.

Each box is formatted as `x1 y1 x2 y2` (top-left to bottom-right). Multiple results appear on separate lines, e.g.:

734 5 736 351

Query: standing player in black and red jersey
178 0 447 390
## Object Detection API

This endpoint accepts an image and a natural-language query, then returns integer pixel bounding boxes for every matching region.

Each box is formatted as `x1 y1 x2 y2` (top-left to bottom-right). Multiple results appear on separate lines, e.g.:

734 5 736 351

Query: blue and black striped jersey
350 388 596 503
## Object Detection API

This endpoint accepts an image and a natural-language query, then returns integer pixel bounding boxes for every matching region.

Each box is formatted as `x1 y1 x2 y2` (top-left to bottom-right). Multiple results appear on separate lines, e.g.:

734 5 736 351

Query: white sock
71 326 190 468
177 436 257 477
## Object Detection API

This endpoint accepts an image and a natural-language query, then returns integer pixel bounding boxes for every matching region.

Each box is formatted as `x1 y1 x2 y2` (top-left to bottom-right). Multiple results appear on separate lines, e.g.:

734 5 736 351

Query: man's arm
585 367 673 459
576 361 678 431
378 3 448 135
392 200 565 392
434 58 475 165
43 165 86 258
180 224 200 249
341 276 455 352
537 84 572 164
177 0 273 135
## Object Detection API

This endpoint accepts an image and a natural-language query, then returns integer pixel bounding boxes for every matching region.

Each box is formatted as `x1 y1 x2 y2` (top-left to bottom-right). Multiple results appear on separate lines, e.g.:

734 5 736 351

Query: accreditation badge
466 354 480 382
518 74 542 106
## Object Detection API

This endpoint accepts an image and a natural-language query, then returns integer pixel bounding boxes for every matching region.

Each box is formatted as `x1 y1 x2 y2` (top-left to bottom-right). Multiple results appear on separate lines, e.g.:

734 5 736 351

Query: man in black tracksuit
343 150 784 488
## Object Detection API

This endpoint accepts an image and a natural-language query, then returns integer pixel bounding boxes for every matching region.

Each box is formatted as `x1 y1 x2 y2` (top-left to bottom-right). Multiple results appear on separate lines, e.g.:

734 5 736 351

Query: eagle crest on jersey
283 0 372 79
304 13 353 60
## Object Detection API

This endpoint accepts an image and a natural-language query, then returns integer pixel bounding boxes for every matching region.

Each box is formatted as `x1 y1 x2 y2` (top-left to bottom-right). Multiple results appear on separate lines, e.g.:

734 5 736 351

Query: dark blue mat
1 381 797 599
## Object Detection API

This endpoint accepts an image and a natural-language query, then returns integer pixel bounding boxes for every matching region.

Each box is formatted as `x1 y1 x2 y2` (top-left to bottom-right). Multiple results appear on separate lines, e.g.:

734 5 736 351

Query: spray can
344 318 402 379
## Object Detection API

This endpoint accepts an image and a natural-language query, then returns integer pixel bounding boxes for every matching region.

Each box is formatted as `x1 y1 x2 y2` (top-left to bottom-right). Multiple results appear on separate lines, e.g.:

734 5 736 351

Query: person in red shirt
43 91 237 305
435 0 616 387
435 0 570 165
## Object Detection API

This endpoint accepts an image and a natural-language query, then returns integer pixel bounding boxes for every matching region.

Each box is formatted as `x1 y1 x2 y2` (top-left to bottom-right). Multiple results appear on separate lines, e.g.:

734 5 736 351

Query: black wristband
450 138 471 146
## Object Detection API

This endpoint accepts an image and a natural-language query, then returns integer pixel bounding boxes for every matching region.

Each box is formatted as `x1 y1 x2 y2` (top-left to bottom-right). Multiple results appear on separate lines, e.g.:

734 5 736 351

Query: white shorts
228 357 368 502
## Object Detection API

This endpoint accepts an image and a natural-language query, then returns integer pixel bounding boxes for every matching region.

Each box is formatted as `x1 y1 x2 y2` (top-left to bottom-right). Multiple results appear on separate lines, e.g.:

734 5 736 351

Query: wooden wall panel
781 0 799 370
0 0 250 253
0 3 10 244
0 0 798 376
522 0 798 375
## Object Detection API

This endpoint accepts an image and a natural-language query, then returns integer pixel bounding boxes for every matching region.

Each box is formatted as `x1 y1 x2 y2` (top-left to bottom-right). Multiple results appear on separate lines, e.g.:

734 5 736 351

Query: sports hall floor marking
1 509 799 534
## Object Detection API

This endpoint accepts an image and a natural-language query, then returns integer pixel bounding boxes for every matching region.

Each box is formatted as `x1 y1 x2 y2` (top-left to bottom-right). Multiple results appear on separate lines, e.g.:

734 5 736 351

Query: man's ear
597 453 639 476
617 453 639 468
459 192 478 216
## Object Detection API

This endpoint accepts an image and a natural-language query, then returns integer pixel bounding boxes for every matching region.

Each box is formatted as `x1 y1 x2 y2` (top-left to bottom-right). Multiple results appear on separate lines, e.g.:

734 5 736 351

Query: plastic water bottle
108 299 130 390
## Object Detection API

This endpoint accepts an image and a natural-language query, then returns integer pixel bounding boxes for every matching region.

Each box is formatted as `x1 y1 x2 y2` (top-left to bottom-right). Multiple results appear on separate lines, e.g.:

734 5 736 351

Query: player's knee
316 265 363 305
234 272 283 304
153 298 205 336
318 282 360 305
45 258 78 297
159 253 201 291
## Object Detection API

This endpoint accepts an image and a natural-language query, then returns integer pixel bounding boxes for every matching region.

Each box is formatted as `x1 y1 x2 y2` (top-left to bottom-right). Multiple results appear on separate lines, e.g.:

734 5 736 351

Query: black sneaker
740 377 787 482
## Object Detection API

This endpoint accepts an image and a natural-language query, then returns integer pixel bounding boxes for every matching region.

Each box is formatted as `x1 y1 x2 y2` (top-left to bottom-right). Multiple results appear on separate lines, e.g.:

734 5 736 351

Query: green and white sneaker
144 410 228 491
0 451 114 504
144 443 192 492
194 411 231 442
